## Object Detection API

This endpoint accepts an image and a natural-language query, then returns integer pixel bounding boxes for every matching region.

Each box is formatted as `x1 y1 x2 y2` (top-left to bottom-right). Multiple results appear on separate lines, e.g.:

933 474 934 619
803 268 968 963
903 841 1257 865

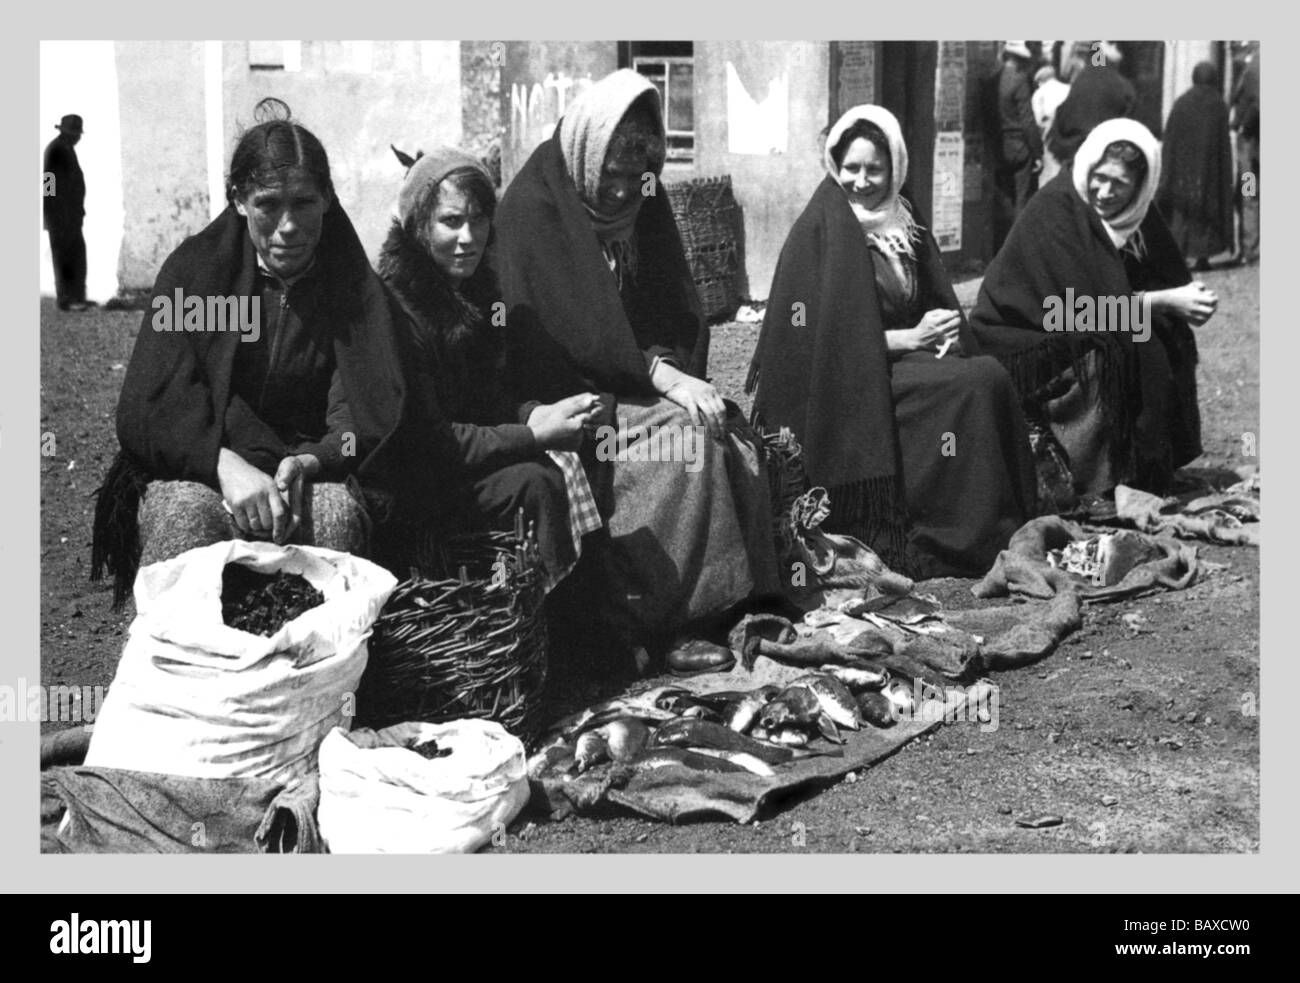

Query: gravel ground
39 261 1259 854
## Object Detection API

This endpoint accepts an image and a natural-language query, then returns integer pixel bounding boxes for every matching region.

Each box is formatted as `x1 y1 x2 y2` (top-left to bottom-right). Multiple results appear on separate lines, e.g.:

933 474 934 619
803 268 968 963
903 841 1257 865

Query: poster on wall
931 131 964 252
835 41 875 115
934 41 966 131
726 61 789 155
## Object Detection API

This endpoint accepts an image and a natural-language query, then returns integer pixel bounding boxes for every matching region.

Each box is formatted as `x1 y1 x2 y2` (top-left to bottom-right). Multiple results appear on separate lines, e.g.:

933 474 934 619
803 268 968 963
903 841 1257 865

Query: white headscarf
823 104 922 275
1072 117 1161 251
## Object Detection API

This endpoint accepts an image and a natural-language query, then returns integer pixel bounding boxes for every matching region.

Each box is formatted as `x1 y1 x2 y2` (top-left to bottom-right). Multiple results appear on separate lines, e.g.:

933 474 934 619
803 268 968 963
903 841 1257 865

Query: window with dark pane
619 41 695 163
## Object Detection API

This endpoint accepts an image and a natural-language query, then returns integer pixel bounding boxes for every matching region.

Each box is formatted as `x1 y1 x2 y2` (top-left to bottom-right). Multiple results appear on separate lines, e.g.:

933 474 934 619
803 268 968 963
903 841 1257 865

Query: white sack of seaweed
85 540 397 784
317 720 529 854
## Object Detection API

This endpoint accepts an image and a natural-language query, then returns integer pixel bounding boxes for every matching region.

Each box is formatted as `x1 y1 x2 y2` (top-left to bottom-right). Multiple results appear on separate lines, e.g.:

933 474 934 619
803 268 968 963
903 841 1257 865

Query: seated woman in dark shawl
748 104 1036 579
92 101 422 606
1157 62 1234 271
491 69 780 653
376 147 602 589
970 118 1219 496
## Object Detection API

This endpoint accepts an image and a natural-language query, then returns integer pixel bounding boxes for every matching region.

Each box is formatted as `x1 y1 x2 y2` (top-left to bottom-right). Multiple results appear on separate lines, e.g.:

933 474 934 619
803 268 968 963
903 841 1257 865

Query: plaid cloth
545 449 603 589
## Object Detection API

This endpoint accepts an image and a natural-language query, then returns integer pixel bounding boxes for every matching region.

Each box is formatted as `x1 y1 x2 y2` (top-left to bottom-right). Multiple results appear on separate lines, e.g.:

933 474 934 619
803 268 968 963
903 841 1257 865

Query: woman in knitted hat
376 147 602 588
971 118 1218 495
492 69 780 664
748 105 1037 578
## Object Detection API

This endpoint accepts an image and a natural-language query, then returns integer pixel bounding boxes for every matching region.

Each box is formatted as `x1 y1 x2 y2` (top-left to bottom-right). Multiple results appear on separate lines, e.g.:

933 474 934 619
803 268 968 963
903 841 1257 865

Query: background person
1230 45 1260 265
1158 62 1234 271
991 42 1044 252
1032 65 1071 185
43 114 92 312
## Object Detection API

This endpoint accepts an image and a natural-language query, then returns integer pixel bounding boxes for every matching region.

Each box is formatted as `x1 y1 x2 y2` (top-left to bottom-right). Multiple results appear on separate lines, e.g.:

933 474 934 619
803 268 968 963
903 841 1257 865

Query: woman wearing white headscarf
972 118 1218 495
492 69 779 664
748 105 1036 578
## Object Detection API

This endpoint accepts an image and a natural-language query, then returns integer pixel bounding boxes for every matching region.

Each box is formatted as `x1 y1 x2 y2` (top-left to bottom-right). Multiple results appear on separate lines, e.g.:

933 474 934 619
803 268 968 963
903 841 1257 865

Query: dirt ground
39 261 1259 854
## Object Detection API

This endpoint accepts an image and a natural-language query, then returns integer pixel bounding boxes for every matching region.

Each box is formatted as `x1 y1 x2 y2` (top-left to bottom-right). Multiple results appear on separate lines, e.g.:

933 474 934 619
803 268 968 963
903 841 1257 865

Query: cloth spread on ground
974 514 1197 602
535 658 986 825
532 585 1083 824
41 766 322 853
1097 481 1259 547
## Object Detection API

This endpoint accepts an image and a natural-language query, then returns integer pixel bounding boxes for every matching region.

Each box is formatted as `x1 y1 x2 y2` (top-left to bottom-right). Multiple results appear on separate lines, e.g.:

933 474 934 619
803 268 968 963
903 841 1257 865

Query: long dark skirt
891 352 1037 577
585 396 781 645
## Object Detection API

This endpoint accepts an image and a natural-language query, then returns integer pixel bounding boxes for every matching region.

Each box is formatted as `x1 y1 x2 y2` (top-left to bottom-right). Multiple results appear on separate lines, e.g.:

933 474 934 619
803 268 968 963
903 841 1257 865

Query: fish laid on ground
882 678 916 718
722 686 780 734
526 743 577 780
792 673 862 730
767 727 810 747
630 747 749 774
856 691 898 728
854 593 942 623
688 747 776 777
575 730 609 773
603 718 651 762
651 717 800 765
549 701 677 742
820 663 890 692
759 685 844 744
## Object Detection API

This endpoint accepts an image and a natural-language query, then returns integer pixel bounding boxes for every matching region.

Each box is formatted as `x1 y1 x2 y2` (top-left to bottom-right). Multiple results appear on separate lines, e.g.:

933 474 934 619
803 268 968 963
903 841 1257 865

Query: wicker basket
354 518 549 745
760 427 811 559
666 175 740 321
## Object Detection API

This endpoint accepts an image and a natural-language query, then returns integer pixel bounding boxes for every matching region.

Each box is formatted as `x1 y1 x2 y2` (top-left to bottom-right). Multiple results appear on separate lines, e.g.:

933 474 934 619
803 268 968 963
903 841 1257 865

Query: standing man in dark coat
43 114 92 311
1158 62 1234 270
991 41 1043 252
1231 45 1260 265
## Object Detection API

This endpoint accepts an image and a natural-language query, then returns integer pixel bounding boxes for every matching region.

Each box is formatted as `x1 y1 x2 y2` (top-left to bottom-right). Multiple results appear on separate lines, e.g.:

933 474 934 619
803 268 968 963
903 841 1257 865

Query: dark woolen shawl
745 177 973 566
491 130 705 404
1047 65 1137 164
968 169 1142 473
92 204 425 605
1156 67 1234 257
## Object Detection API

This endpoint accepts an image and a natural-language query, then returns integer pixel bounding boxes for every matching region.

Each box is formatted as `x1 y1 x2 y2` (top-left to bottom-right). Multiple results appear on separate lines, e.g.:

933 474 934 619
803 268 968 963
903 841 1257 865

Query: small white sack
85 540 397 784
317 720 529 854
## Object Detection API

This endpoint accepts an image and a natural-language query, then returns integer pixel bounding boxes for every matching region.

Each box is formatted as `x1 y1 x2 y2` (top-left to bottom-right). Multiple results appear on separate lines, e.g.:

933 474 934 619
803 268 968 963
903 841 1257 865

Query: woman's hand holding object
528 393 602 451
910 309 963 354
1150 282 1218 327
218 448 296 544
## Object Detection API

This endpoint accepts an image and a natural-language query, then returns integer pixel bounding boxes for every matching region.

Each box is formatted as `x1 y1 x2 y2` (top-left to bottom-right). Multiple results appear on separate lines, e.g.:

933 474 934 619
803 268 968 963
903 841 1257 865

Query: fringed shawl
746 176 972 569
968 169 1144 472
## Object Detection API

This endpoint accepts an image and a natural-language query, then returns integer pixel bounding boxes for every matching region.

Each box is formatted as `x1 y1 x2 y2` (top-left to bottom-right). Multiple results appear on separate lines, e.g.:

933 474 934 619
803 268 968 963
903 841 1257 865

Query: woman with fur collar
377 148 602 589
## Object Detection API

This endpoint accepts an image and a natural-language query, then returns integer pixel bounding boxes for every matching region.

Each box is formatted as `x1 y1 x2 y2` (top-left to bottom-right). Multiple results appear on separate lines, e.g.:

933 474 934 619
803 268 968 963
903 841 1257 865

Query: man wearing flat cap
43 114 92 312
992 42 1043 251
